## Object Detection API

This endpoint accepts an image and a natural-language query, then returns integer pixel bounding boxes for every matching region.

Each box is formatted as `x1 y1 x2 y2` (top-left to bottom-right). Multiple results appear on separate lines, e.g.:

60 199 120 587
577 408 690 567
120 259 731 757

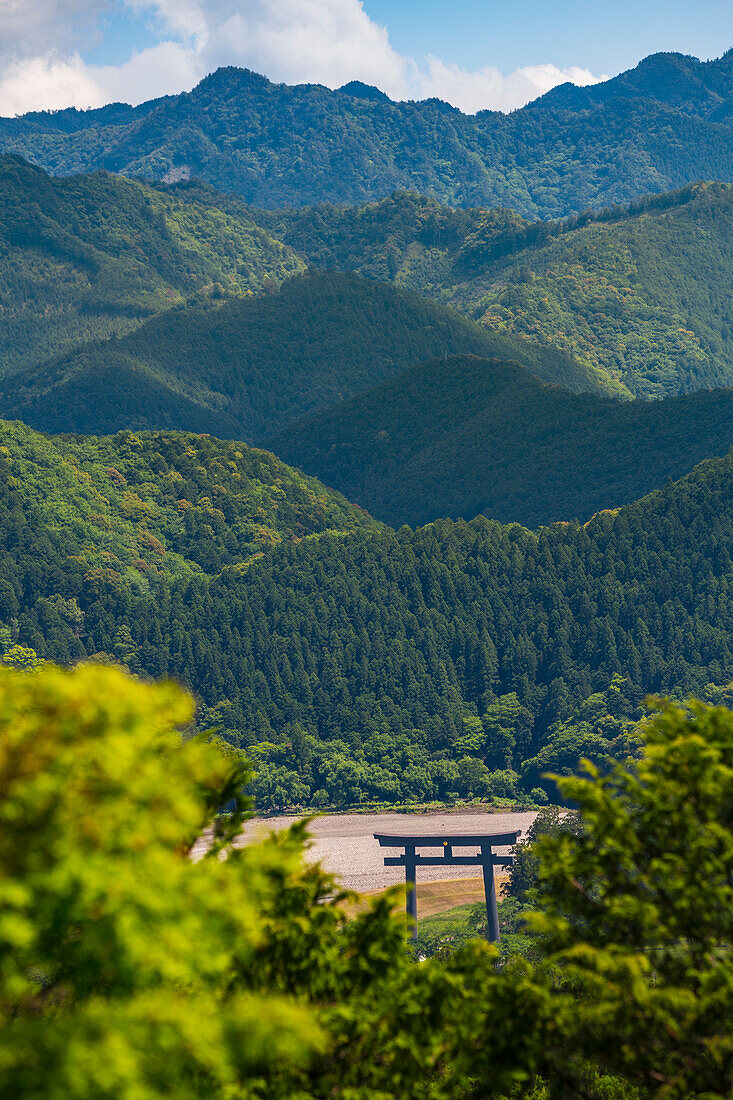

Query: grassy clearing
349 874 509 917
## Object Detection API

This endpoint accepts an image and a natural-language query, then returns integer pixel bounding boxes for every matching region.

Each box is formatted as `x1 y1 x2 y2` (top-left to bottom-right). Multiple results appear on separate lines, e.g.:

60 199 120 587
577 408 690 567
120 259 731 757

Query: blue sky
0 0 731 117
364 0 733 74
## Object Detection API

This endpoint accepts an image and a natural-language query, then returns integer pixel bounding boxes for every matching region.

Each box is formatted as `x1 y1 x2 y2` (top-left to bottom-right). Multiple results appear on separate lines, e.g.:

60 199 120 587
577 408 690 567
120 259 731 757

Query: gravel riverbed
233 809 538 893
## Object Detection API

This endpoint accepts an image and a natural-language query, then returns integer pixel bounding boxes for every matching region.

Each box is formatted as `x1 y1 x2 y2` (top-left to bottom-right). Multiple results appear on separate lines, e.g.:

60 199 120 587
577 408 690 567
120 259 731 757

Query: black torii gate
374 830 521 942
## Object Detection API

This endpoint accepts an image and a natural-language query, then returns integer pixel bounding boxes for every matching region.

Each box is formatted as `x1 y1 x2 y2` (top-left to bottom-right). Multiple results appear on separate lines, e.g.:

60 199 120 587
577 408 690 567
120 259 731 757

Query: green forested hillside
256 183 733 398
0 420 374 604
2 51 733 216
450 182 733 397
0 156 303 376
0 271 605 440
5 421 733 807
270 354 733 527
5 155 733 403
252 189 478 287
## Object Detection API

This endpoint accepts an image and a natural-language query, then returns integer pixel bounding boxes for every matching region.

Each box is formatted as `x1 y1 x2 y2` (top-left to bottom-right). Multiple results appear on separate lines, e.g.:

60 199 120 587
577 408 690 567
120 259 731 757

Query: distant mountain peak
3 50 733 216
338 81 391 103
191 66 273 96
532 47 733 114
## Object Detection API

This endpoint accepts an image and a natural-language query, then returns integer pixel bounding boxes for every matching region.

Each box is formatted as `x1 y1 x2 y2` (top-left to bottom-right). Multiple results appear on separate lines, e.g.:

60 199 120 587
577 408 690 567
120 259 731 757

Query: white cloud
420 58 604 114
0 0 605 116
0 54 102 115
97 41 200 105
197 0 409 95
0 1 112 60
0 43 199 114
123 0 207 43
520 64 602 96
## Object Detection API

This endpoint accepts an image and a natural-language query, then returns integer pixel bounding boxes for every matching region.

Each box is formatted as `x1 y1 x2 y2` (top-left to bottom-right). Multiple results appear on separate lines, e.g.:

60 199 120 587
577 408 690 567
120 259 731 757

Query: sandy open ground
233 809 537 893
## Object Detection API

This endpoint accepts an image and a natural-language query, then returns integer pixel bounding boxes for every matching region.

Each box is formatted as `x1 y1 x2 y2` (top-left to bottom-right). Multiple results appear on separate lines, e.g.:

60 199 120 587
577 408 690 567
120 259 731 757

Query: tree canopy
270 353 733 529
3 51 733 217
3 413 733 810
1 664 731 1099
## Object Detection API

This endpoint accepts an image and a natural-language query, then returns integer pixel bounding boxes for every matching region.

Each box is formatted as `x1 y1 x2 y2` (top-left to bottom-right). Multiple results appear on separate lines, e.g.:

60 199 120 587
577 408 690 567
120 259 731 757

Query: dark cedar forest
1 42 732 1100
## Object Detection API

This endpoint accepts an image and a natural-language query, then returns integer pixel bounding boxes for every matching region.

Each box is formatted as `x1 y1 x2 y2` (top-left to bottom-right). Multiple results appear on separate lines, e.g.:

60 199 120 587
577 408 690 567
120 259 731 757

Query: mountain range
4 413 733 806
0 269 601 441
3 48 733 810
3 156 733 531
2 50 733 217
5 156 733 408
0 155 303 377
269 354 733 528
254 182 733 398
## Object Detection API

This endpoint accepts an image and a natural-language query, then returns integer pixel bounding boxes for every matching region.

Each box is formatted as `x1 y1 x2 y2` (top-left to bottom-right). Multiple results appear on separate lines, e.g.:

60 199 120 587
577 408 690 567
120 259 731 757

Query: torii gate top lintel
373 829 521 943
374 831 520 849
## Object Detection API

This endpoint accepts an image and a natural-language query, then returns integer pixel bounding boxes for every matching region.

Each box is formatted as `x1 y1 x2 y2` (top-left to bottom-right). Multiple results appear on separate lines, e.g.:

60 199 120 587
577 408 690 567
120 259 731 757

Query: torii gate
374 830 521 942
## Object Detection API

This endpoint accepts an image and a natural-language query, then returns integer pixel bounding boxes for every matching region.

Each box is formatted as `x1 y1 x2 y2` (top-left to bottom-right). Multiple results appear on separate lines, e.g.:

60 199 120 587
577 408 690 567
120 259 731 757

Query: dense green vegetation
0 419 374 596
257 183 733 398
0 155 303 376
251 188 479 290
4 664 732 1098
3 51 733 217
4 414 733 808
4 40 733 1099
0 271 603 440
452 182 733 397
271 354 733 528
5 156 733 406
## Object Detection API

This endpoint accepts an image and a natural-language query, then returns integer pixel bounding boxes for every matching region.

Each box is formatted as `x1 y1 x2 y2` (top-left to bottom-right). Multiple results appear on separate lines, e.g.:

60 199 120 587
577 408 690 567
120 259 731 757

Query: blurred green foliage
530 698 733 1097
1 667 730 1098
0 663 322 1097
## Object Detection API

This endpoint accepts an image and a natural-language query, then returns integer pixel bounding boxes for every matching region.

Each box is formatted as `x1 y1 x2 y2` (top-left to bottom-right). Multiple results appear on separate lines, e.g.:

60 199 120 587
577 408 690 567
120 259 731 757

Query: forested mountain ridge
0 420 375 608
4 157 733 402
0 271 607 440
2 50 733 217
270 354 733 528
5 427 733 807
0 155 303 376
534 47 733 114
448 181 733 397
255 182 733 398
